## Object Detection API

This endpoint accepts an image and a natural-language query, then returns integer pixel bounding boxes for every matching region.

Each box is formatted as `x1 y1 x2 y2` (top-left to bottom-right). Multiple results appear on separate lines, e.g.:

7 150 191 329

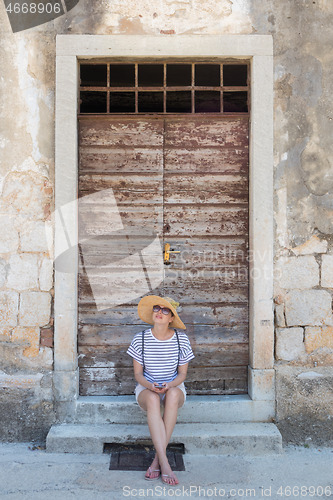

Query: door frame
54 35 274 419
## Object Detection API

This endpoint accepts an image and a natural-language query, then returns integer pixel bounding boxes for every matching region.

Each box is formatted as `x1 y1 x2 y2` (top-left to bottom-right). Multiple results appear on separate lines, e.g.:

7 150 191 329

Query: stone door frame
54 35 274 420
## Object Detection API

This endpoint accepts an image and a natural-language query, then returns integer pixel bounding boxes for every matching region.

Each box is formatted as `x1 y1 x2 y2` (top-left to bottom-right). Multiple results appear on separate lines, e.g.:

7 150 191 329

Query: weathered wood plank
78 324 248 346
79 275 248 305
79 205 163 238
80 148 163 174
164 174 248 205
164 206 248 237
79 366 248 396
79 118 164 147
78 303 248 326
164 118 249 148
79 174 163 204
164 148 248 175
78 343 249 368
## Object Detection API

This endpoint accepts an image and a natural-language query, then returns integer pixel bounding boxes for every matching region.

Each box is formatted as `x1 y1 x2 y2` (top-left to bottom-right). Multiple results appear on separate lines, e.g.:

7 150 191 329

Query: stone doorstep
75 395 276 425
46 422 283 455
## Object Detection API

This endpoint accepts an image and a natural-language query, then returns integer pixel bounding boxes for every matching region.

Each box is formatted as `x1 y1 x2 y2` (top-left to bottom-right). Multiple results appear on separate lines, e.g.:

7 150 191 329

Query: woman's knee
138 389 160 411
165 387 184 407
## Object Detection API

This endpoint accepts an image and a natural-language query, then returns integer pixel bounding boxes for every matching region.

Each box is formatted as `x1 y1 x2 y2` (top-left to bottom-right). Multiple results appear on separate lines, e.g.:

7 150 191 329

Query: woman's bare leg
159 387 184 485
137 389 168 480
138 388 184 485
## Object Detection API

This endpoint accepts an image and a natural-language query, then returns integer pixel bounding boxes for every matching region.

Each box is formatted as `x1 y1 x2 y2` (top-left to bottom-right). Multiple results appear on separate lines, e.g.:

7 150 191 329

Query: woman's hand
151 382 168 393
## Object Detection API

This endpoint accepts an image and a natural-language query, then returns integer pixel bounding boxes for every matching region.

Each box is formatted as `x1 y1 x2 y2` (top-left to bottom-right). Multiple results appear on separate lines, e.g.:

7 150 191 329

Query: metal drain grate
105 443 185 471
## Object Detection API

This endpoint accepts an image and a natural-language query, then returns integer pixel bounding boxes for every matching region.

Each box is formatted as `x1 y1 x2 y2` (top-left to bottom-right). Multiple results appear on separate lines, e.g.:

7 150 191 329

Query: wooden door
78 115 249 395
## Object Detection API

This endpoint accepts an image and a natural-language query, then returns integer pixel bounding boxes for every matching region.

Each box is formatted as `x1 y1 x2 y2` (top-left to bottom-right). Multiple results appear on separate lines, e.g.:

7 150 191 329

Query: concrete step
46 422 282 455
75 395 276 424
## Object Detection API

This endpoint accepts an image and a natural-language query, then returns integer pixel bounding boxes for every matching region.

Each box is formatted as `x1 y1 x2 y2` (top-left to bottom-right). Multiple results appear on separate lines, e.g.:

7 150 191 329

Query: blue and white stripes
127 329 195 384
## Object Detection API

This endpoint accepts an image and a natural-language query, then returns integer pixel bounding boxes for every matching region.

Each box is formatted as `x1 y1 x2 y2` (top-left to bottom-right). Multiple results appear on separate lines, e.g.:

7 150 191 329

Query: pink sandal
145 467 161 481
161 473 179 486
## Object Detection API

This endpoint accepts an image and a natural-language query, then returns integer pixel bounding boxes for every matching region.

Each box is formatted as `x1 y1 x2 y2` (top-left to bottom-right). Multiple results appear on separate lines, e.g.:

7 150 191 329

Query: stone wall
0 0 332 443
250 1 333 445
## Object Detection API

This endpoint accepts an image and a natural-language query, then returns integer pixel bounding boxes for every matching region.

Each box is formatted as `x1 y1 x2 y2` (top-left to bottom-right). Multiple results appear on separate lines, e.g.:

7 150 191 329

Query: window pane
223 91 248 112
138 92 163 112
80 92 107 113
110 64 135 87
195 91 220 113
80 65 107 87
167 64 192 86
166 91 192 113
195 64 220 87
223 65 247 86
110 92 135 113
138 65 164 87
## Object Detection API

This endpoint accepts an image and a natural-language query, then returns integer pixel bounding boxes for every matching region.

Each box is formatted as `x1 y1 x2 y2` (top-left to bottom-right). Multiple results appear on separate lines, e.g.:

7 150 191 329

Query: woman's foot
145 456 160 481
160 462 179 486
161 472 179 486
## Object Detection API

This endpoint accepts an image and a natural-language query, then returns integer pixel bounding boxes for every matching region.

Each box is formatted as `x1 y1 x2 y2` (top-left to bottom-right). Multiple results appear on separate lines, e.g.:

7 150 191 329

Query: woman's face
152 304 173 326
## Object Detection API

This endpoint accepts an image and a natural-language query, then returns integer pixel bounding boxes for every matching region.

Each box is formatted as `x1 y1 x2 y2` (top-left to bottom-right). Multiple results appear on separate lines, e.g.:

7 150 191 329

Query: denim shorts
135 382 186 411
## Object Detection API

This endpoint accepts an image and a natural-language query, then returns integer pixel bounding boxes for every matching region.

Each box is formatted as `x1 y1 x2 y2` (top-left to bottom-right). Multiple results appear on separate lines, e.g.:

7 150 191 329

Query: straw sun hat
138 295 186 330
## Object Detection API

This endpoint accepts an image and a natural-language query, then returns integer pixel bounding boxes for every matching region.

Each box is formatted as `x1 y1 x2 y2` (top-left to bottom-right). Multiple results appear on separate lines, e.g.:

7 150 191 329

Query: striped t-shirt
127 328 195 384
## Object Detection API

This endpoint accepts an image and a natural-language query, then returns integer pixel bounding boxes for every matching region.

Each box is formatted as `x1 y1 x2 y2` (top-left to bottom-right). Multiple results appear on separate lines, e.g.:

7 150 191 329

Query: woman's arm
132 359 162 393
160 363 188 392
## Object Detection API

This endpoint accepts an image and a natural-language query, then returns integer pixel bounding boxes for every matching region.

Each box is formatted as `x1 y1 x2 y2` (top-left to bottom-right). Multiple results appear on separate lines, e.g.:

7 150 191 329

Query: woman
127 295 195 486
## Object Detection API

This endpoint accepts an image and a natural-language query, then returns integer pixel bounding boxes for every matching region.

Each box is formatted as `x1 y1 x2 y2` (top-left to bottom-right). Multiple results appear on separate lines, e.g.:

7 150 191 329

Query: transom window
79 62 249 114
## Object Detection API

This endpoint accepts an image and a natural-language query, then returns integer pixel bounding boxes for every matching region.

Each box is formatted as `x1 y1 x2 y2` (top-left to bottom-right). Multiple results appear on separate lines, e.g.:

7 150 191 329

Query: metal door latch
164 243 180 265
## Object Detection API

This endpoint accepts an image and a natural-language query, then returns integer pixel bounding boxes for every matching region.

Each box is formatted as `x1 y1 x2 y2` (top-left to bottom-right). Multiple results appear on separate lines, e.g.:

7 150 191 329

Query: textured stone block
0 291 19 327
276 327 305 361
39 257 53 291
0 258 7 288
2 172 53 220
0 328 11 341
275 304 286 327
276 256 319 289
6 254 38 291
12 326 40 357
19 292 51 327
321 255 333 288
0 216 19 253
276 365 333 446
291 235 328 256
248 368 275 400
285 290 333 326
304 326 333 353
20 220 53 253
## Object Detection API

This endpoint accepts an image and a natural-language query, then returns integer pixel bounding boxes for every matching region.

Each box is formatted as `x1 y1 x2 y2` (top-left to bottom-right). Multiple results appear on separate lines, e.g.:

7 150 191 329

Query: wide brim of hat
137 295 186 330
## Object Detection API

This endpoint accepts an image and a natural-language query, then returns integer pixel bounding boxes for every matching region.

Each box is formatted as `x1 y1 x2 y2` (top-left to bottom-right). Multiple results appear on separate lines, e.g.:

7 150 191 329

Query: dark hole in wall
195 91 221 112
167 64 192 86
110 92 136 113
80 91 107 113
80 65 107 87
138 92 164 112
223 91 248 112
110 64 135 87
166 91 192 113
195 64 220 86
223 65 248 86
138 64 164 87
